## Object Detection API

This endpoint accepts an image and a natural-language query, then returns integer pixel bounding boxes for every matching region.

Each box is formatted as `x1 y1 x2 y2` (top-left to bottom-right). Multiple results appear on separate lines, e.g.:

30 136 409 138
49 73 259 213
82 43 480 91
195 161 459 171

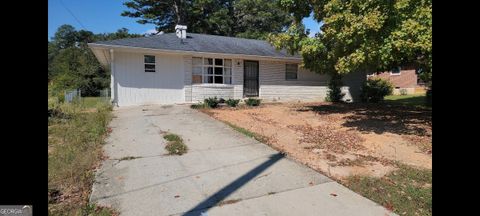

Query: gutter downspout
109 49 117 106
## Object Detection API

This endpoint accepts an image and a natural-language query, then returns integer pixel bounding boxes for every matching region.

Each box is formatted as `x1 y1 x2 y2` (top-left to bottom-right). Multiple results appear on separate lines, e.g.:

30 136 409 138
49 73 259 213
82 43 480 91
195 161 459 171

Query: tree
189 0 235 36
52 24 79 49
122 0 190 32
268 0 432 99
234 0 294 39
121 0 292 39
48 41 59 81
94 28 143 41
77 30 95 44
49 25 142 96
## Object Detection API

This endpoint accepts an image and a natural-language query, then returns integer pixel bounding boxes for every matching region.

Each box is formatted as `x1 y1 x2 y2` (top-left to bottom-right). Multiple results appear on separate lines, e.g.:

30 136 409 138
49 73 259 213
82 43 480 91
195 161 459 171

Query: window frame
144 55 156 73
390 66 401 76
285 63 298 80
192 57 232 85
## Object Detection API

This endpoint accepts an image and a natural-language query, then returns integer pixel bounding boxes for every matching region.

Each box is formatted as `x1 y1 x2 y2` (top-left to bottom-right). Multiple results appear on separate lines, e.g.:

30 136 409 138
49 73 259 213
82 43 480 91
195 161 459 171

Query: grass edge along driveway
48 97 117 216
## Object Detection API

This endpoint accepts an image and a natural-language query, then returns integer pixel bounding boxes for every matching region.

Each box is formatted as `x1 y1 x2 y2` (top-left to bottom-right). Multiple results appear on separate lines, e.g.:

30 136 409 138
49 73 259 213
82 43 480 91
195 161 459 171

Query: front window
390 66 401 75
144 55 156 72
286 64 298 80
192 57 232 84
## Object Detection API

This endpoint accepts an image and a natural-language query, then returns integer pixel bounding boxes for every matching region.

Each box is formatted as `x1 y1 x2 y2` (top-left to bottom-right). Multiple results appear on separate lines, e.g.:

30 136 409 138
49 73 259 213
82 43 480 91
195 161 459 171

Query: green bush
360 78 394 103
326 73 345 102
204 97 220 108
399 89 408 95
245 98 261 106
225 99 240 107
48 89 66 119
48 97 62 118
426 89 432 107
190 103 206 109
48 99 78 121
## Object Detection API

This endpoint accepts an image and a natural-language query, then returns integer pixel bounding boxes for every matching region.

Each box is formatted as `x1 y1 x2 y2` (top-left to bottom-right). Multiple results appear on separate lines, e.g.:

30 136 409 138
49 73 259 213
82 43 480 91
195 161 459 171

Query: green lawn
82 97 109 109
346 164 432 216
384 93 430 108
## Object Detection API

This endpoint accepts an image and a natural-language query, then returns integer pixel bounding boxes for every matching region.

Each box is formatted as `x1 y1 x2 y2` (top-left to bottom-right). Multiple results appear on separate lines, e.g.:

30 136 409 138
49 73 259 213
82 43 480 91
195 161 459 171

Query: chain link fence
99 89 110 102
49 88 111 120
64 89 81 103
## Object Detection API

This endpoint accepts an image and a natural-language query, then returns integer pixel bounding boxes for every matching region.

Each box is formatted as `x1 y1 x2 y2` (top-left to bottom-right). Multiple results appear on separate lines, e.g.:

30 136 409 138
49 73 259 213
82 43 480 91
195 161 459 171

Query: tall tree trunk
173 0 185 25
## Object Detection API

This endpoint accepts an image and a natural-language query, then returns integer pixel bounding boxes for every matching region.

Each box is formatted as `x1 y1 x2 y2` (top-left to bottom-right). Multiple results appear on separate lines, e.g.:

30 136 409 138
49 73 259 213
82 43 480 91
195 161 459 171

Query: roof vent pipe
175 25 187 39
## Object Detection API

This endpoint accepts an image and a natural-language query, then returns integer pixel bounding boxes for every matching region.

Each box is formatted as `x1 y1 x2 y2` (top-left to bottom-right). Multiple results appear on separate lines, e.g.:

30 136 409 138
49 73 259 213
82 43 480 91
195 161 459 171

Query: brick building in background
368 66 421 95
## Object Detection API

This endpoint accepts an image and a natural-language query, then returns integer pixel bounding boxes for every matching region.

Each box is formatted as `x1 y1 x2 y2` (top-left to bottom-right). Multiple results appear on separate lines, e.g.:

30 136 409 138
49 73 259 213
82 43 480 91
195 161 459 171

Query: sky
48 0 321 40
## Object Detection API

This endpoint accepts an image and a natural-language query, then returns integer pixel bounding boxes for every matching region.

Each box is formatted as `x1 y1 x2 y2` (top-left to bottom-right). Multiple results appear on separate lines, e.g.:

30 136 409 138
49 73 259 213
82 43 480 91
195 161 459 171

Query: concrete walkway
90 105 396 216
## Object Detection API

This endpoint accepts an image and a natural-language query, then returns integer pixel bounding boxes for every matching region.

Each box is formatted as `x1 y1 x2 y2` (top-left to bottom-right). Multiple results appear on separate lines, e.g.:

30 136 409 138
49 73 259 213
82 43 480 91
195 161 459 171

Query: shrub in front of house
190 103 205 109
400 89 408 95
245 98 261 106
204 97 220 108
225 99 240 107
426 89 432 107
326 74 346 102
360 78 394 103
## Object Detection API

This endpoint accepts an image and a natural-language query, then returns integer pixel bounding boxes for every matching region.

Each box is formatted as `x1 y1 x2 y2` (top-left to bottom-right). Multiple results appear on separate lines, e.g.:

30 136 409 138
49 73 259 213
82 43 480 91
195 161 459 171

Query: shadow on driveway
182 153 285 216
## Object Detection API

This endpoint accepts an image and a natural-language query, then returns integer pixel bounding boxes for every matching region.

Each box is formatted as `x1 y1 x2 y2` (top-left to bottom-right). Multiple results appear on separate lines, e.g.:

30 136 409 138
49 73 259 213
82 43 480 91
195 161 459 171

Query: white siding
183 55 193 102
114 52 185 106
185 58 366 102
258 61 330 102
110 52 365 105
191 85 235 102
233 59 244 99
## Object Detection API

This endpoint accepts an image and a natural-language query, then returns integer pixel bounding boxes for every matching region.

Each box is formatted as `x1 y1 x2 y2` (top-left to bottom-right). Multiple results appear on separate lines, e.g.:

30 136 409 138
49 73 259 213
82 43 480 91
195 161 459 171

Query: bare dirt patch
203 102 431 180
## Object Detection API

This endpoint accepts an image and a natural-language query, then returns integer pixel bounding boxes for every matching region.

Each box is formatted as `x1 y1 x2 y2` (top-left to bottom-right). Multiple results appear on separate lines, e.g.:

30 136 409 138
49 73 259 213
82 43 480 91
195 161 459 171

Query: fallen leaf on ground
174 195 180 198
384 202 394 211
330 193 337 197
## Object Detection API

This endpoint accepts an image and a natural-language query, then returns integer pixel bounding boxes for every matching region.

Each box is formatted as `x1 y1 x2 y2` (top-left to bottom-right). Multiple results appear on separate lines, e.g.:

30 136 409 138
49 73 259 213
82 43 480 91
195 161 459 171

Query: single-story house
367 66 419 95
89 25 366 106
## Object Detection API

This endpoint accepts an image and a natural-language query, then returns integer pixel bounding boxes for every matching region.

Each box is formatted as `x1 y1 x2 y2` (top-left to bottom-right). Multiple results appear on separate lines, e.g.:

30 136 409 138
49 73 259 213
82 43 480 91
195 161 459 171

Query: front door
244 60 259 97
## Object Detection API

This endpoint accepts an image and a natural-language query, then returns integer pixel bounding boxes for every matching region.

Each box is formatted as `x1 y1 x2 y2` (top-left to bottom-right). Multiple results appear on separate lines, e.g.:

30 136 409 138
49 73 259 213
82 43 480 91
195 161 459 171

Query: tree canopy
48 25 143 96
268 0 432 84
122 0 293 39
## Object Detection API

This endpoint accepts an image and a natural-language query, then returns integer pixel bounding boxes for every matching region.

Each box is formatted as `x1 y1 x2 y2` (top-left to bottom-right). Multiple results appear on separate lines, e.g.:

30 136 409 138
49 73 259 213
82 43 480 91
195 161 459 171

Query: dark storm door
244 60 259 97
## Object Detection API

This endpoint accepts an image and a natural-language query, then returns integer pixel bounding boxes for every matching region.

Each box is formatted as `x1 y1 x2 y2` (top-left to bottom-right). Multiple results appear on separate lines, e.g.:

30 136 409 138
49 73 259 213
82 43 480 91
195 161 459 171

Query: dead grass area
48 101 116 215
201 102 431 180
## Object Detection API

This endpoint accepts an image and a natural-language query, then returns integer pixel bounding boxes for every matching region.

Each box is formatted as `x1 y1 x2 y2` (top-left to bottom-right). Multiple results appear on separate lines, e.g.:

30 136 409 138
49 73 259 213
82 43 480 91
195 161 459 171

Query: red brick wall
371 69 417 88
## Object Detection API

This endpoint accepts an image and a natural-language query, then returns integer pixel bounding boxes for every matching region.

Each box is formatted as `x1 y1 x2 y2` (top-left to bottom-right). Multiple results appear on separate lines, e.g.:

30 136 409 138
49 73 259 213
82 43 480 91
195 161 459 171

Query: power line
58 0 87 30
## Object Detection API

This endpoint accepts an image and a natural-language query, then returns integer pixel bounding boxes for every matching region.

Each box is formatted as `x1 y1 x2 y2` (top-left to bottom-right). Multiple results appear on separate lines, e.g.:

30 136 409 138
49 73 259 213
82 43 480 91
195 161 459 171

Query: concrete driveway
90 105 395 216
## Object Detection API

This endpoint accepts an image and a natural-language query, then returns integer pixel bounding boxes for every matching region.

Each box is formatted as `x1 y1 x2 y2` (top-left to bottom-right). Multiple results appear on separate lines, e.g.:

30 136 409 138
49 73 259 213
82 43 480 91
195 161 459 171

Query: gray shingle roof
90 33 300 59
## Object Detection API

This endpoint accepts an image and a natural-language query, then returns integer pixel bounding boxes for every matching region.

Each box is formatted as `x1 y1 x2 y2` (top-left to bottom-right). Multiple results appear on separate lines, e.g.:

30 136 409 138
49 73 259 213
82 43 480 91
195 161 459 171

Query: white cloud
143 29 158 35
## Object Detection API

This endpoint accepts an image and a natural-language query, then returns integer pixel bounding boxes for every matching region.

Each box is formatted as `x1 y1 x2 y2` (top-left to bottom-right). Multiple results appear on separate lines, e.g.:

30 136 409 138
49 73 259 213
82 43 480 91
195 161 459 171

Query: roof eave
88 43 112 67
88 43 303 62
